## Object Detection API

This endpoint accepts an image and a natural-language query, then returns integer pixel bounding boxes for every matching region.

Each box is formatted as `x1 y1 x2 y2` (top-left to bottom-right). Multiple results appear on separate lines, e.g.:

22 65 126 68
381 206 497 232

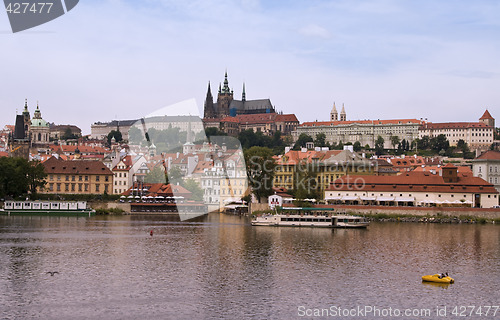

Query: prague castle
203 71 275 119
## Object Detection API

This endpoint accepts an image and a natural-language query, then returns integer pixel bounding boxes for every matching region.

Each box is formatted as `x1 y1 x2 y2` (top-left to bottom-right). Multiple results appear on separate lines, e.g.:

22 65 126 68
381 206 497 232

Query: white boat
251 207 369 228
1 200 95 216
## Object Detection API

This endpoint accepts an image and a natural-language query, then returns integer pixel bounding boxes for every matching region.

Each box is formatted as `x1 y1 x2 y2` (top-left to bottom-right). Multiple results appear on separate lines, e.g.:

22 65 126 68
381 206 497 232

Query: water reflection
0 214 499 319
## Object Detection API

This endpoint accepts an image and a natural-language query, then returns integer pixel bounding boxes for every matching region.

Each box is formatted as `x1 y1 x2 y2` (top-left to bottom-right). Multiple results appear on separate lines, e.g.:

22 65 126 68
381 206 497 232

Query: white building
473 150 500 196
419 110 495 150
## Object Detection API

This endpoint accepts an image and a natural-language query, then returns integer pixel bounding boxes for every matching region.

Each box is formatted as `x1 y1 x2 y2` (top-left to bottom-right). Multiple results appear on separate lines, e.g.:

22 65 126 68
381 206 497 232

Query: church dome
31 118 49 127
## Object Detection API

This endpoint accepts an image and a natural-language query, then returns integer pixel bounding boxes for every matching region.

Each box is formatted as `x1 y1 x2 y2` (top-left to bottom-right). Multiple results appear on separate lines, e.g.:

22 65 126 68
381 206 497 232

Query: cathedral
203 72 275 119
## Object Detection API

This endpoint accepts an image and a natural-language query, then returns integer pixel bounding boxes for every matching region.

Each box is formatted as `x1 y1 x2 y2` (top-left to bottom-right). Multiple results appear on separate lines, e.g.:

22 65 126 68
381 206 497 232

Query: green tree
416 136 430 150
62 127 77 140
244 146 276 203
144 167 167 183
166 166 184 185
314 133 327 148
26 160 47 196
183 179 204 201
456 139 469 154
353 141 362 152
107 130 123 145
375 136 385 155
0 157 46 199
430 134 449 153
390 135 400 150
293 133 313 150
128 126 144 145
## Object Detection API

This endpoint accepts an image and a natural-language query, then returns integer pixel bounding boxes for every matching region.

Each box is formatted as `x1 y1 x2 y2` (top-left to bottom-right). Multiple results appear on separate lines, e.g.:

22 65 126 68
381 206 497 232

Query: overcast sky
1 0 499 134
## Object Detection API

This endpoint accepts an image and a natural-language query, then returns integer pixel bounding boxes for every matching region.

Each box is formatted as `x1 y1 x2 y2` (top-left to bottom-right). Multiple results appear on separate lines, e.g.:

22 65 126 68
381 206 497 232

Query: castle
203 72 275 118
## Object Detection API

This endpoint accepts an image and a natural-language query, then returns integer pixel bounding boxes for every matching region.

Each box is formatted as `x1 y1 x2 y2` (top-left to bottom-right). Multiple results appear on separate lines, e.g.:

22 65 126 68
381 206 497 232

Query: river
0 214 499 319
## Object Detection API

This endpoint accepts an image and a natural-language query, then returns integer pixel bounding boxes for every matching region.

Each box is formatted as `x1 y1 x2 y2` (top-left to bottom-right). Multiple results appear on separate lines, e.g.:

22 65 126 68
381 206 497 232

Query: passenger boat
422 274 454 284
0 200 95 216
251 207 369 228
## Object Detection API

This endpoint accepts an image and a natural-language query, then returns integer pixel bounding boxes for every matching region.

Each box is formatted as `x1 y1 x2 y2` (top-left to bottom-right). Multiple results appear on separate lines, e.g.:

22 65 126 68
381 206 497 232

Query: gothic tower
203 82 215 118
340 104 346 121
216 71 233 117
330 102 338 121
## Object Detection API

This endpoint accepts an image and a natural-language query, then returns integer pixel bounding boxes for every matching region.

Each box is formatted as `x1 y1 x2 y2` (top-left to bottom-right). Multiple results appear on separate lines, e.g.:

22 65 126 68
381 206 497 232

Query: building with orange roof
473 150 500 195
273 148 376 194
295 104 423 148
419 110 495 150
325 164 499 208
40 156 113 195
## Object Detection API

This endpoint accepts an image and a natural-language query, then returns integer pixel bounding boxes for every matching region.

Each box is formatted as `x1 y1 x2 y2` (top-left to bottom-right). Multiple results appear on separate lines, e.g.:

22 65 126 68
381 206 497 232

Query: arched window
38 133 41 141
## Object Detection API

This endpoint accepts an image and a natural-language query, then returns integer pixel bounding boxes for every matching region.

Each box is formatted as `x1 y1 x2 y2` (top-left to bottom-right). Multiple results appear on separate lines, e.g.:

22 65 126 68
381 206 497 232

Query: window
49 175 53 181
72 175 75 181
49 183 53 191
65 175 69 181
65 183 69 191
78 184 82 192
79 176 82 181
105 176 109 182
71 184 75 192
85 176 89 181
96 176 100 182
95 184 100 192
85 184 88 192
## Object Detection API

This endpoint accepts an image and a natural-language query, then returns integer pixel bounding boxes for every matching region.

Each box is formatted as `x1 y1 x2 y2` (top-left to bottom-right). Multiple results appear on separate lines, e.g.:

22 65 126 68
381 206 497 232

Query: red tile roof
475 150 500 160
420 122 491 129
326 171 498 194
43 157 113 175
275 114 299 122
300 119 421 127
275 150 342 165
480 109 494 120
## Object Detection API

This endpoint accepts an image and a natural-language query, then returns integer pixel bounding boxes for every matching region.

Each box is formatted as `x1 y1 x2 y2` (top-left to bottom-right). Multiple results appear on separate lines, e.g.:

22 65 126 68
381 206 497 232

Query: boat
251 207 369 228
422 274 454 284
1 200 95 216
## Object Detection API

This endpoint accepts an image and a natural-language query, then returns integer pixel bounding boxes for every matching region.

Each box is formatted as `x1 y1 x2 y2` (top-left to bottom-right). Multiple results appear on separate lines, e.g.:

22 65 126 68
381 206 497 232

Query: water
0 214 499 319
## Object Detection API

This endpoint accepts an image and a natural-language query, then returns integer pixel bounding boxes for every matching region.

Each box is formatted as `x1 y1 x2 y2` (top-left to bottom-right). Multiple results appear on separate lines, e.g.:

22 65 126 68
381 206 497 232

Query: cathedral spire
223 70 229 93
242 83 246 101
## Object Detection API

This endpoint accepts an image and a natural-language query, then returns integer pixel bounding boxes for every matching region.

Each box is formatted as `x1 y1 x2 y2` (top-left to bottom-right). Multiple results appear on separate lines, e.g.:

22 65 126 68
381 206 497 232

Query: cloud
298 24 330 39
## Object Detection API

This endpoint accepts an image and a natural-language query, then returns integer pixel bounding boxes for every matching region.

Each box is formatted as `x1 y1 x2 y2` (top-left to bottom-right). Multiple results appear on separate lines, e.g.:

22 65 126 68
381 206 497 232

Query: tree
314 133 327 148
166 166 184 185
375 136 385 155
244 146 276 203
293 133 313 150
26 160 47 196
416 136 430 150
0 157 46 199
353 141 362 152
430 134 449 153
107 130 123 145
144 167 167 183
205 127 226 140
183 179 204 201
390 135 400 150
62 127 77 140
456 139 470 154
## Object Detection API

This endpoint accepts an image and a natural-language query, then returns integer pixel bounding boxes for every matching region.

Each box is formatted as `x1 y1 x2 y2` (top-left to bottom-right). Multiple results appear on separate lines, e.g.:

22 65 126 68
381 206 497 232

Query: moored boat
251 207 369 228
422 274 454 284
1 200 95 216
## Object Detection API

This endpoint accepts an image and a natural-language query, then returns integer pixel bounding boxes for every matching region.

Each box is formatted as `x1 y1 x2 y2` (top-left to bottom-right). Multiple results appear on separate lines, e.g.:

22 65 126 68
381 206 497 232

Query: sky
1 0 499 135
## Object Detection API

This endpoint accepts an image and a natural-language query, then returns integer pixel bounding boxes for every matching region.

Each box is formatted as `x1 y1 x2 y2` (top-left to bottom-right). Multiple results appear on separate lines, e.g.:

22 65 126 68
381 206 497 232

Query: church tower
330 102 338 121
22 99 31 139
216 71 234 117
203 82 216 118
340 104 346 121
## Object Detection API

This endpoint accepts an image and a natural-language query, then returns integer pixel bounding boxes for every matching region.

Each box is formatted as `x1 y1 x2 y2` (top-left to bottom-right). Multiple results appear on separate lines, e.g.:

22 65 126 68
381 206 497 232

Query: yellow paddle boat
422 274 454 284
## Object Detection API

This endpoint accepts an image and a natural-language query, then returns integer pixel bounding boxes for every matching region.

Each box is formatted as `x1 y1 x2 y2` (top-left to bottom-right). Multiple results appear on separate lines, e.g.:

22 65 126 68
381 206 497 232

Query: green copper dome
31 118 49 127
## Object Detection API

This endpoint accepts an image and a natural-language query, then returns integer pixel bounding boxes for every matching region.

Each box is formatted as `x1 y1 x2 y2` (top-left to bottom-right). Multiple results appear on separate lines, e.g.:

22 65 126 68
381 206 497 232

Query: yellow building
273 149 376 197
41 156 113 195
